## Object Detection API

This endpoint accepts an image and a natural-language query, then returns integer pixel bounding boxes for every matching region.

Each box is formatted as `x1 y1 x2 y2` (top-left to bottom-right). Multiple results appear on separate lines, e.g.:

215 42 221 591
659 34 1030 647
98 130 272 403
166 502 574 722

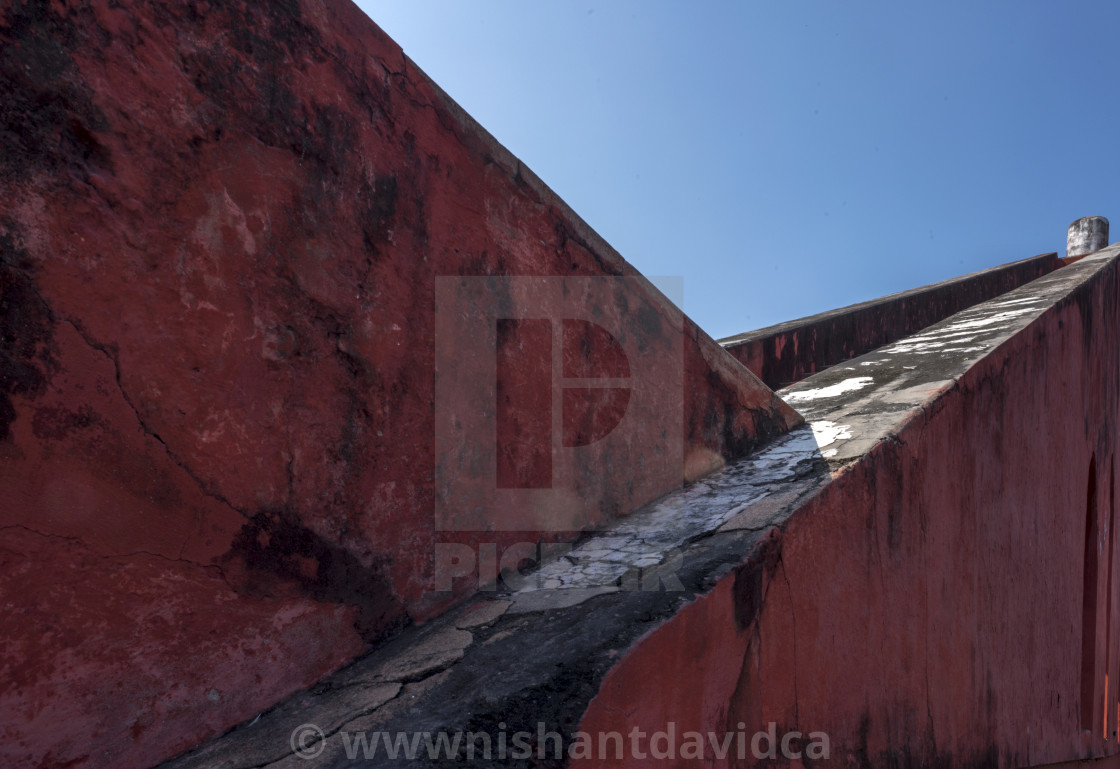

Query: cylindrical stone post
1067 216 1109 258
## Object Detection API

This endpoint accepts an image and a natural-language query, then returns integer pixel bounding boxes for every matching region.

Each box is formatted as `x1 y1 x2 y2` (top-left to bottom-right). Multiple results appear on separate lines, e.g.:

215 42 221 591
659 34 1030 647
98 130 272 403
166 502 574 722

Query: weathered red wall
720 252 1061 389
578 255 1120 767
0 0 799 767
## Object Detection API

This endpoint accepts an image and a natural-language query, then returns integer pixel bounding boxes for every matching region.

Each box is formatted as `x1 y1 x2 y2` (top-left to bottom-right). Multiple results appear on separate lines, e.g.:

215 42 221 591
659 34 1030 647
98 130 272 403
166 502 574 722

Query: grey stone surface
369 628 473 683
453 600 511 629
156 682 402 769
156 246 1120 769
1068 215 1109 258
507 586 619 614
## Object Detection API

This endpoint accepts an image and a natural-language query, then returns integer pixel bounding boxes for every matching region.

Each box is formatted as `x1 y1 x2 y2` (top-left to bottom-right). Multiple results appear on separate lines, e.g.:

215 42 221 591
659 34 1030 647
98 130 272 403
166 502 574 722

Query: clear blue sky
357 1 1118 338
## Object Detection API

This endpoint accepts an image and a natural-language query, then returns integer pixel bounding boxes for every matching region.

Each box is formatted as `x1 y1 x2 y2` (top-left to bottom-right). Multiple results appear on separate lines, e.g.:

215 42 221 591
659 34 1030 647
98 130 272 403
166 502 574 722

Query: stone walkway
157 248 1117 768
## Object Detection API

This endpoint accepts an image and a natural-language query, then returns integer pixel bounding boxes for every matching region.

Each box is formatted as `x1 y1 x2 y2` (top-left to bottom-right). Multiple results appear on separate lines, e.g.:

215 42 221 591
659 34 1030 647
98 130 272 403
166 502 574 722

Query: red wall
0 1 798 767
721 252 1061 389
578 255 1120 767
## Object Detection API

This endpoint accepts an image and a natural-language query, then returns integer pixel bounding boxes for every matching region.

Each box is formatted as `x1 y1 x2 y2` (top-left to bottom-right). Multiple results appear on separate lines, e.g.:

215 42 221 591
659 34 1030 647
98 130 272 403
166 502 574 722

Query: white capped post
1067 216 1109 258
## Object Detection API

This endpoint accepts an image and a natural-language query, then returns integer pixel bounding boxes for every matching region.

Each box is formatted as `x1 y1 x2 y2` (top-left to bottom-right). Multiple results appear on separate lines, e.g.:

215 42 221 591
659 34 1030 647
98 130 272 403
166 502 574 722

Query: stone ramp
719 251 1061 389
0 1 801 765
156 247 1120 768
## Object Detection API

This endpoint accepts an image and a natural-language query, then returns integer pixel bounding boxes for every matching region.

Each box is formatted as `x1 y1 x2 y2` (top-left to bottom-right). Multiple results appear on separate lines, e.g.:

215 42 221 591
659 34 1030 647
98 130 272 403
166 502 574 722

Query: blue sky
358 1 1118 338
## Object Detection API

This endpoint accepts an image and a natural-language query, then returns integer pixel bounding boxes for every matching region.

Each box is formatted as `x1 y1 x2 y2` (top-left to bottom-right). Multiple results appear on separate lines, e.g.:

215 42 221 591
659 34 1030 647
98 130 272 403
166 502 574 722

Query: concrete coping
716 251 1059 348
158 247 1120 769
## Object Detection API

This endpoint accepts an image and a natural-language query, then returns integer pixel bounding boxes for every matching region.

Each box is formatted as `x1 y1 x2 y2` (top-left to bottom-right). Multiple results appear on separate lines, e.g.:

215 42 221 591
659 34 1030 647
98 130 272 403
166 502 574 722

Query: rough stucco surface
580 251 1120 767
718 252 1061 389
1068 216 1109 259
155 253 1120 769
0 1 800 767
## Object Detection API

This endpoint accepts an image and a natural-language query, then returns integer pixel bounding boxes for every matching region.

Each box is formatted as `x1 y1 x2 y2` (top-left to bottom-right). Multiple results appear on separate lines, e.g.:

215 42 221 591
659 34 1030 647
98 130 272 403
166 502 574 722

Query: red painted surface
577 257 1120 767
721 253 1061 389
575 531 781 768
0 0 799 766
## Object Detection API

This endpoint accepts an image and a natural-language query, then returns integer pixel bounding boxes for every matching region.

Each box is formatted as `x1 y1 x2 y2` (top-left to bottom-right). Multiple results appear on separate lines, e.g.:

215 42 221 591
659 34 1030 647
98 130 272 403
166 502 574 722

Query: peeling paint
783 376 874 402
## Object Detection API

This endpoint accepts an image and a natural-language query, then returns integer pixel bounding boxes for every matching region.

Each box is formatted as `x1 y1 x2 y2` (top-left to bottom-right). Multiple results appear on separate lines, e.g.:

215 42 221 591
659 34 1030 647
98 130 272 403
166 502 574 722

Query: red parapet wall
0 0 799 767
578 255 1120 766
720 252 1062 389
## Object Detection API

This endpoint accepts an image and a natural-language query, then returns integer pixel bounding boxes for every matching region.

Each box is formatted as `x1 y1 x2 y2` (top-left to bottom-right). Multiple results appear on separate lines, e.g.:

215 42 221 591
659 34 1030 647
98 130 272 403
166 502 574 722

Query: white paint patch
887 342 987 355
884 341 948 353
943 308 1035 331
897 330 977 345
784 377 874 402
991 296 1039 307
810 420 853 449
518 423 830 593
883 330 981 353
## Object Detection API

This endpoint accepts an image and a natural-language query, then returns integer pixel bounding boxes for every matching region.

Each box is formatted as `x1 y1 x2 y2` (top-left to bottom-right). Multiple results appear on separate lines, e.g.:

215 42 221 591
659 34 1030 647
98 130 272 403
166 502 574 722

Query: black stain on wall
225 508 407 643
0 229 53 442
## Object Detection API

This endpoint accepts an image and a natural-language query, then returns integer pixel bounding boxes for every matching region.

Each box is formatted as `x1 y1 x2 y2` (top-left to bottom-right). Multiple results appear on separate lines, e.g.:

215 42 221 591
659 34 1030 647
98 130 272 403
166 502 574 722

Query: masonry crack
254 686 412 769
110 548 225 573
1 523 86 546
56 315 250 524
0 525 222 575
